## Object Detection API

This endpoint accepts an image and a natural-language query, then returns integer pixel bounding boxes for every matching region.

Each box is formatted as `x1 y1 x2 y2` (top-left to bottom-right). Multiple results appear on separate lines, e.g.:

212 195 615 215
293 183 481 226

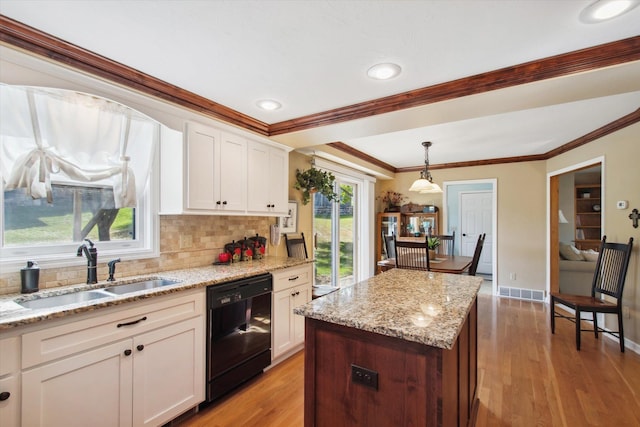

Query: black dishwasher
205 273 272 402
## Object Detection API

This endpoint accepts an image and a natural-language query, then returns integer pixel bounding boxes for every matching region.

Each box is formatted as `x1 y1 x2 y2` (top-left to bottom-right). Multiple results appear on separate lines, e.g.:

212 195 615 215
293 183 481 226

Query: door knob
137 344 145 352
124 349 132 356
0 391 10 401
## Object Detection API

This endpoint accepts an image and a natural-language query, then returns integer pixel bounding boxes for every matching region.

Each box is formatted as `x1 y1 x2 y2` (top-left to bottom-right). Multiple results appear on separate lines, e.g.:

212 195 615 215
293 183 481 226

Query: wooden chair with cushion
433 231 455 255
284 233 308 259
467 233 486 276
393 234 430 271
550 236 633 352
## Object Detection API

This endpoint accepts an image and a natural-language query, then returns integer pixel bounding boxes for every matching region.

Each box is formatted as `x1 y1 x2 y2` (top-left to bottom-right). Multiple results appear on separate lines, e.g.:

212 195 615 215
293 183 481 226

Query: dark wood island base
303 299 478 427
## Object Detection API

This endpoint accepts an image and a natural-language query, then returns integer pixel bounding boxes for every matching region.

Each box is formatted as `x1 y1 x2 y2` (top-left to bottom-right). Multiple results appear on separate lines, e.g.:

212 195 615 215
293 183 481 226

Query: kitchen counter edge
0 256 313 330
293 268 481 350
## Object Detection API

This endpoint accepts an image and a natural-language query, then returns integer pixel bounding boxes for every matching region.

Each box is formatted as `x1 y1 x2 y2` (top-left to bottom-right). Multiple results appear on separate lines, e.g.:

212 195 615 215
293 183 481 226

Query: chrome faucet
77 239 98 284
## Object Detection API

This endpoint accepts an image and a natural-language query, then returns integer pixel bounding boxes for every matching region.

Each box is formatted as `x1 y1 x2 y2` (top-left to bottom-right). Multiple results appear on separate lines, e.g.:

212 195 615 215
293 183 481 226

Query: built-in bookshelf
574 184 601 250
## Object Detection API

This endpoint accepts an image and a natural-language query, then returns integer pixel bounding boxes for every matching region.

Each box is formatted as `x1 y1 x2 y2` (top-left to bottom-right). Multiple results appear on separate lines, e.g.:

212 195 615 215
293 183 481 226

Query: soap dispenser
21 260 40 294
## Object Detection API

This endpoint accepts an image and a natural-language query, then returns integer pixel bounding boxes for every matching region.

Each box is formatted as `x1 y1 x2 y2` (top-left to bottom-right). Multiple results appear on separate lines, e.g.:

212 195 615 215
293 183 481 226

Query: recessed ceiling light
367 63 402 80
256 99 282 111
579 0 639 23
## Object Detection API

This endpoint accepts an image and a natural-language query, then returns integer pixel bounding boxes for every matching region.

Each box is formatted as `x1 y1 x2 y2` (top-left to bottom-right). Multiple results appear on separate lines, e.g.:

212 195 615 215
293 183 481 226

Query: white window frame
0 133 160 272
312 158 376 282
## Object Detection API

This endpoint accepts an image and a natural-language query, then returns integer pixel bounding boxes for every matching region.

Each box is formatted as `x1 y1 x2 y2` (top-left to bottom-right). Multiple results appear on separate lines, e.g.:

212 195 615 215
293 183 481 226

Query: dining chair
433 231 455 255
383 233 395 260
284 233 308 259
393 234 430 271
467 233 486 276
550 236 633 352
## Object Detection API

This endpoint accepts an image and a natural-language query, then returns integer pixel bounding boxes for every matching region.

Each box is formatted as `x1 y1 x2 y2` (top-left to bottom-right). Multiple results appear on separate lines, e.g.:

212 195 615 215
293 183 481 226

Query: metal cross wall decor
630 208 639 228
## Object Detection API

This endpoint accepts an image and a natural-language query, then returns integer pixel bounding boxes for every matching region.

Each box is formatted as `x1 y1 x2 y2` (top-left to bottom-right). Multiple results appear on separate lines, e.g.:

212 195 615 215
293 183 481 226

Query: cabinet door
292 284 311 347
247 141 288 214
273 289 294 359
132 317 204 427
218 132 247 212
186 123 220 210
246 140 271 213
22 339 133 427
267 146 288 214
0 375 19 427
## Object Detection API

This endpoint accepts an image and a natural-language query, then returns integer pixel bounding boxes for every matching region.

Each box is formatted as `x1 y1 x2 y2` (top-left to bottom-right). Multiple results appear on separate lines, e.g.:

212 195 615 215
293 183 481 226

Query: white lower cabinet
0 374 19 427
19 290 205 427
0 336 20 427
22 339 133 427
272 264 312 361
132 317 203 426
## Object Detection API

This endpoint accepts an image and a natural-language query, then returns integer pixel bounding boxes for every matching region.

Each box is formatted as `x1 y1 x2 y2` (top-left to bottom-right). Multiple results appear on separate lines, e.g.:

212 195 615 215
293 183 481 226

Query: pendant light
408 141 442 193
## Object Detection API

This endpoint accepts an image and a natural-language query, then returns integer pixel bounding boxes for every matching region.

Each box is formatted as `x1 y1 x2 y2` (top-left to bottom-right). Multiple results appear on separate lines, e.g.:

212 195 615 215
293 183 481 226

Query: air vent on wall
499 286 545 302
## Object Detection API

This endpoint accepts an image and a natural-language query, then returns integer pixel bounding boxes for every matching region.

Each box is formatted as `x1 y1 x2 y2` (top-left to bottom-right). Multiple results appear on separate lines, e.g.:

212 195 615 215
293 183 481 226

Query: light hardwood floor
180 294 640 426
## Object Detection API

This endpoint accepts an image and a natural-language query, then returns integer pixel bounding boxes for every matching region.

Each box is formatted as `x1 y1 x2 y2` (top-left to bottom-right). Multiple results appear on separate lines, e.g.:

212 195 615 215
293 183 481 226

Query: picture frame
278 201 298 234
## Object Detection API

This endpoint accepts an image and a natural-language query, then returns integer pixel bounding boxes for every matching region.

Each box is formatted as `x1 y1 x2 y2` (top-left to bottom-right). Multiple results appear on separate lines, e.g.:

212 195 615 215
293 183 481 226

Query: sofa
559 259 596 296
558 243 598 296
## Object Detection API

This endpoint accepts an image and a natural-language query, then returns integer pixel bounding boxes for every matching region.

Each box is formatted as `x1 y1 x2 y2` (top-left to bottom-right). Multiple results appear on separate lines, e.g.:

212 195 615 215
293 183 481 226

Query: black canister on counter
21 260 40 293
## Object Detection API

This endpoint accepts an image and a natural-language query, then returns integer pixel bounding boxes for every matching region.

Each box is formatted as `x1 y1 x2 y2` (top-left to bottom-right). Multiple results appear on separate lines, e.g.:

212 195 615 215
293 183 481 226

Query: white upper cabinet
185 122 246 213
217 131 247 212
161 121 290 216
247 140 288 215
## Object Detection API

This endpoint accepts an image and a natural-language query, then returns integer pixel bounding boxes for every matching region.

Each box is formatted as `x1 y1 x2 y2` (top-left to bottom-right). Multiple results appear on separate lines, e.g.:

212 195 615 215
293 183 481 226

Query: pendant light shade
409 141 442 193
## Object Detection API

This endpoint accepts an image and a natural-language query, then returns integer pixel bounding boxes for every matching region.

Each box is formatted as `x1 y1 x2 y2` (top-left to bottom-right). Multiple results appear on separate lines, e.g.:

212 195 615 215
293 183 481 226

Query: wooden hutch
376 204 440 273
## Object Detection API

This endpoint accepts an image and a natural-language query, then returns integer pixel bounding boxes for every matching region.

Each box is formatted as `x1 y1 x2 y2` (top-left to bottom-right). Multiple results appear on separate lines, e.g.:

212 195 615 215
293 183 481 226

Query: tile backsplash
0 215 278 295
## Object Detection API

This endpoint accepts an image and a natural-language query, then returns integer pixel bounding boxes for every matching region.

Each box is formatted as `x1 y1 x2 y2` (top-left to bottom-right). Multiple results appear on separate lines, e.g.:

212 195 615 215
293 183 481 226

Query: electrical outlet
180 234 193 249
351 364 378 390
509 272 516 281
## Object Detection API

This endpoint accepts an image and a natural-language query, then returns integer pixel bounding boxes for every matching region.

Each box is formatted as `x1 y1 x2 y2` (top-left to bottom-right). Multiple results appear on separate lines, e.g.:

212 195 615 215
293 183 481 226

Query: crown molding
0 15 270 135
269 36 640 135
1 15 638 174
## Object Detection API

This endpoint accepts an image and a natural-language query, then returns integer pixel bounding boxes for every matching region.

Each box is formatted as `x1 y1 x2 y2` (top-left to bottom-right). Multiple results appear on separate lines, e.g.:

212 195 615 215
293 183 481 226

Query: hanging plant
294 168 339 205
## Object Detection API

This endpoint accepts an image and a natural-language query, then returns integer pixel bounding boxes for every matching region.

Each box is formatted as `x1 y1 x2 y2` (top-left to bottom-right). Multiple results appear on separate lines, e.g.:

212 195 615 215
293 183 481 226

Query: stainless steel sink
18 290 112 309
103 279 180 295
17 279 181 310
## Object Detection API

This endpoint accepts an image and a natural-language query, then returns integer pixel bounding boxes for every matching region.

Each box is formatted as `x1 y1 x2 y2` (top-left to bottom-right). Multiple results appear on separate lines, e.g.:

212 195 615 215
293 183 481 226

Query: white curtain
0 85 158 208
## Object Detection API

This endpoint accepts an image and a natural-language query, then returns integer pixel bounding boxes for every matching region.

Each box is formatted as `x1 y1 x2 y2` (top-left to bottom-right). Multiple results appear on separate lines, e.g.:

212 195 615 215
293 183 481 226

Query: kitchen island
294 268 482 427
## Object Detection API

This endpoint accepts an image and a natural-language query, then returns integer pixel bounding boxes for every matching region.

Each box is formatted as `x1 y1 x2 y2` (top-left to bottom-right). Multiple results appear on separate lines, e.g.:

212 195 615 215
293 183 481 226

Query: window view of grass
314 216 354 283
4 186 134 246
314 185 355 287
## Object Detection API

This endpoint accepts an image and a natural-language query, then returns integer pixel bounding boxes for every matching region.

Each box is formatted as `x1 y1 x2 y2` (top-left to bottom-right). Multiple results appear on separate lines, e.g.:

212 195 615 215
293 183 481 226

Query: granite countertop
0 256 312 330
293 268 482 350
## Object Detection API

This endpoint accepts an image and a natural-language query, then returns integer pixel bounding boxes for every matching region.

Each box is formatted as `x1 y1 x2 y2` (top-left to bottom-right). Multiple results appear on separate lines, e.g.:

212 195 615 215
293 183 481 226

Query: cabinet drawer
22 290 205 368
272 264 312 292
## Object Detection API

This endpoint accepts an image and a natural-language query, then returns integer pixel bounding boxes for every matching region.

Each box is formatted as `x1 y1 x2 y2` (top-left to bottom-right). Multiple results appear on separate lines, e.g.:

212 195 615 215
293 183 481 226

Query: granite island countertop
294 268 482 350
0 256 312 330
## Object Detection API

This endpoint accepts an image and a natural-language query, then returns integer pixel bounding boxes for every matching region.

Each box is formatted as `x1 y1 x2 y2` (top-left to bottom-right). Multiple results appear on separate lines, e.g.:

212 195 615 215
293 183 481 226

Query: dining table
377 254 473 274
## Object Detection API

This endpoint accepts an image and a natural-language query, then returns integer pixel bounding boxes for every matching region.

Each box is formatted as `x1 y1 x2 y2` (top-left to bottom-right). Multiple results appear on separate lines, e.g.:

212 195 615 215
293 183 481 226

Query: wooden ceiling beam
269 36 640 135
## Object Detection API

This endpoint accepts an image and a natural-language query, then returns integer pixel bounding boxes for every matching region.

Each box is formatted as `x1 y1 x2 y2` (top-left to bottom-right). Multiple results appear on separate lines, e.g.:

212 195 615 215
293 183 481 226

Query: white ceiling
1 0 639 170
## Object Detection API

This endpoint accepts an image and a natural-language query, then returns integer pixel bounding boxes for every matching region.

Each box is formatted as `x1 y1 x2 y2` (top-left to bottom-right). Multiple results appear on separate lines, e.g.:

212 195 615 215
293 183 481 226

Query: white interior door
460 191 493 275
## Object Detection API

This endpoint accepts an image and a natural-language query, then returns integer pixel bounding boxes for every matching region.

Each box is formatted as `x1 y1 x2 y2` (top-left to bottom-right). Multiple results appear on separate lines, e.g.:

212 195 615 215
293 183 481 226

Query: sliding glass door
313 179 357 288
